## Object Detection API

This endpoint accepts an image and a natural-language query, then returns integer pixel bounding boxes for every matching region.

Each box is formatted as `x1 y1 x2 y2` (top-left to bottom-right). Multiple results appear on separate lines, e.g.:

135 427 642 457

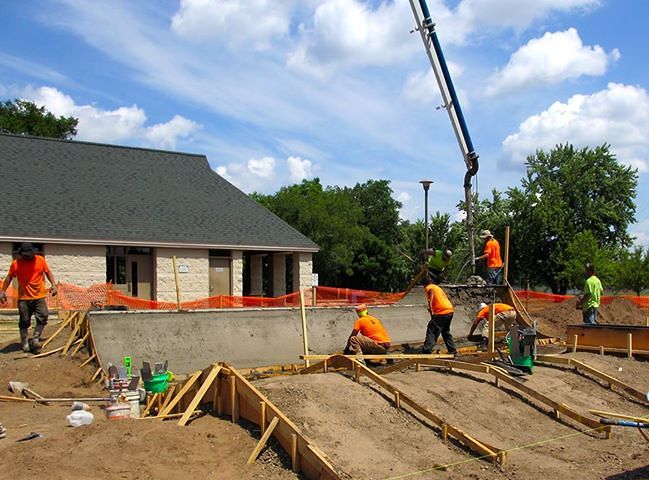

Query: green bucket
144 372 169 393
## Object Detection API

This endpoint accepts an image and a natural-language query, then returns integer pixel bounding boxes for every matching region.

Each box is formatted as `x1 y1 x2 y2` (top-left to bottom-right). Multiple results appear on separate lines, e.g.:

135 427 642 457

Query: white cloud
486 28 619 95
287 0 416 77
16 85 200 148
630 218 649 248
247 156 276 178
171 0 294 50
502 83 649 172
402 61 465 104
286 155 313 182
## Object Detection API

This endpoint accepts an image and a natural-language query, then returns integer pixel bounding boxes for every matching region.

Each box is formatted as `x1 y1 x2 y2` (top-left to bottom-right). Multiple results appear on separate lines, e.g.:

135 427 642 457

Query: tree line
2 99 647 295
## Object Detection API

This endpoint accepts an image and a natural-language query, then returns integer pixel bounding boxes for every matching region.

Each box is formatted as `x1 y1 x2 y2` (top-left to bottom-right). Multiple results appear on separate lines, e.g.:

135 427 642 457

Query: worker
0 243 58 353
421 276 457 355
576 263 603 325
422 248 452 282
344 304 391 361
475 229 503 284
468 302 517 341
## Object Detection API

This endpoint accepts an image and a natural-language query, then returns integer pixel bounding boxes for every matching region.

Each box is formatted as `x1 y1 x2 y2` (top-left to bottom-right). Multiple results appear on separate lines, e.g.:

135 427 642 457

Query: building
0 133 318 301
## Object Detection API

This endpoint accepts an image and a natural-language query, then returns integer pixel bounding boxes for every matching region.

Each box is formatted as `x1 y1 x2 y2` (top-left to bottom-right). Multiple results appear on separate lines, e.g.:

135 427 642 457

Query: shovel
8 381 44 400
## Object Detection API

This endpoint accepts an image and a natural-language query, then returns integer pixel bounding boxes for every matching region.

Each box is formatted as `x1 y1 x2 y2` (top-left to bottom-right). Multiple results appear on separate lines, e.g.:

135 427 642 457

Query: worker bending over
422 248 453 282
475 229 503 284
421 276 457 355
344 304 391 360
0 243 58 353
468 302 517 341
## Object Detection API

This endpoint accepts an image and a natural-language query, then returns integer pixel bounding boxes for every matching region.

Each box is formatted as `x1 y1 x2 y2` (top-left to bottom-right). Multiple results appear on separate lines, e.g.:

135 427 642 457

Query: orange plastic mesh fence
1 283 646 311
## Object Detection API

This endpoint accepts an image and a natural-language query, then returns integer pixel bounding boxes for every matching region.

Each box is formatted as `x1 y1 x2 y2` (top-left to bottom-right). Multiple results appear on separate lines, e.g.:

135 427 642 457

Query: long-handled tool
8 381 44 400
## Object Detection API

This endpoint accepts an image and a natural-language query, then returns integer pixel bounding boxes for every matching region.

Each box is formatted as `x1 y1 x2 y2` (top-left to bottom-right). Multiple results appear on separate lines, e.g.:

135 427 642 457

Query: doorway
209 256 231 296
106 247 153 299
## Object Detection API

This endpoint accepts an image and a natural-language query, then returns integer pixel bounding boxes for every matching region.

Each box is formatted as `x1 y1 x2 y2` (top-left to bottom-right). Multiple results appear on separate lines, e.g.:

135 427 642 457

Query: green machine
505 325 536 373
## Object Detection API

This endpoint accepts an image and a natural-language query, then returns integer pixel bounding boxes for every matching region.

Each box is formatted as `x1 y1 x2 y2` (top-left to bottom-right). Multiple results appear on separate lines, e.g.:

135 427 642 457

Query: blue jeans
487 267 502 284
583 307 598 325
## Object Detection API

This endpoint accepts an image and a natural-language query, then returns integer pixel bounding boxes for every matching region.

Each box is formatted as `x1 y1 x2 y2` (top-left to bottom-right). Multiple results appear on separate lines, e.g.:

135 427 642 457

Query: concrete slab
89 286 495 373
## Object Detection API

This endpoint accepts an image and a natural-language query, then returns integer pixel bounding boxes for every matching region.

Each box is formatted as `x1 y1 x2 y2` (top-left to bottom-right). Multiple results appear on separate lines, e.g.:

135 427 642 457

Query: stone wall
292 252 313 293
155 248 209 302
44 244 106 287
231 251 243 296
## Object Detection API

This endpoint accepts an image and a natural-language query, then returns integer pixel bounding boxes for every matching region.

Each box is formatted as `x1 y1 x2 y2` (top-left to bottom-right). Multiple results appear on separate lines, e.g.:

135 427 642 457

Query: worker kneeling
468 302 517 343
344 304 391 362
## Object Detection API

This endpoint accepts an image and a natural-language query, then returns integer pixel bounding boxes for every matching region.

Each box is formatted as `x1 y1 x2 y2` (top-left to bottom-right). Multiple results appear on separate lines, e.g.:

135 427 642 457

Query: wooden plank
158 385 176 415
177 365 222 426
569 358 647 404
41 311 77 349
299 290 310 368
488 304 495 354
90 367 103 382
627 333 633 359
138 411 201 420
157 370 202 418
566 324 649 350
61 316 83 354
566 344 649 356
32 346 65 358
589 409 649 423
247 416 280 464
142 393 160 417
70 331 90 357
301 354 456 360
79 353 97 368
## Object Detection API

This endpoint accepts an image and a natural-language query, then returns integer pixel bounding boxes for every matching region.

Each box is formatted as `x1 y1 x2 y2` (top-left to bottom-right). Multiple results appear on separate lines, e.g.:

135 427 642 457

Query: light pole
419 180 433 252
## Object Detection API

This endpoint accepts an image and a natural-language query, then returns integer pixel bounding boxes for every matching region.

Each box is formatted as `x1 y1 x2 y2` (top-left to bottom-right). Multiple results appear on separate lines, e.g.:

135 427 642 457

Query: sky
1 0 648 247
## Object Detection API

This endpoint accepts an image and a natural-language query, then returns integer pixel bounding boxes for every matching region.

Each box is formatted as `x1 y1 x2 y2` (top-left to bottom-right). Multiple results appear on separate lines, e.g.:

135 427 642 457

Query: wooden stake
504 225 510 283
158 370 202 418
291 433 301 473
33 346 65 358
172 256 181 310
599 345 605 356
572 334 578 353
178 365 222 426
394 391 400 410
627 333 633 359
41 311 77 349
247 416 280 464
91 367 103 382
142 393 161 417
488 304 495 355
230 374 238 423
79 353 97 368
260 401 266 434
62 318 83 354
299 290 310 368
70 331 90 357
441 423 448 443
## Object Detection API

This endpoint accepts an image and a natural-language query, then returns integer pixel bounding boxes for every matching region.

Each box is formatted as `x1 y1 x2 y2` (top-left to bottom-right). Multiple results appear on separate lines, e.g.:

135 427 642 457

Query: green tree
0 99 78 139
615 247 649 296
556 231 618 291
507 144 637 293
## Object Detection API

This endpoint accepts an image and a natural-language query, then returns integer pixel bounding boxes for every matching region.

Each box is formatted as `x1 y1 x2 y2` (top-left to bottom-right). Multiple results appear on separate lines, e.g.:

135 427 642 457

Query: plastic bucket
143 373 169 393
106 404 130 421
109 390 141 419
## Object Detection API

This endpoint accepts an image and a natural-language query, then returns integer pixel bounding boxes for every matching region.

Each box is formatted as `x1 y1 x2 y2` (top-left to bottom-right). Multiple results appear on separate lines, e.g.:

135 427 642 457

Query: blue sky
2 0 648 246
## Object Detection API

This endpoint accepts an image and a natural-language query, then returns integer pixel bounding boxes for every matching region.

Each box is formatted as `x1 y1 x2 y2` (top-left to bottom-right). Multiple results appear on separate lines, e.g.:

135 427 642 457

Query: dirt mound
532 297 648 338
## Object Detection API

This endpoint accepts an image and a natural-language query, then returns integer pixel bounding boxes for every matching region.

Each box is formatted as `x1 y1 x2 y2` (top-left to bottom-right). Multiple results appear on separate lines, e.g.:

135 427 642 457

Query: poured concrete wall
89 286 494 373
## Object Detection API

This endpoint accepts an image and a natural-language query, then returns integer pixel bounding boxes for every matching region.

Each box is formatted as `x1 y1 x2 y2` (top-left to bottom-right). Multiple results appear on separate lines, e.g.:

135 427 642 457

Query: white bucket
110 390 140 419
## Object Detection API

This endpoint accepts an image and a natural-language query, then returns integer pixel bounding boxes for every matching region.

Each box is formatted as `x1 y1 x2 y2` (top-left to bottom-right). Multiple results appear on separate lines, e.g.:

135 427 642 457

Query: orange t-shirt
477 303 513 320
353 314 391 343
8 255 51 300
483 238 503 268
424 284 454 315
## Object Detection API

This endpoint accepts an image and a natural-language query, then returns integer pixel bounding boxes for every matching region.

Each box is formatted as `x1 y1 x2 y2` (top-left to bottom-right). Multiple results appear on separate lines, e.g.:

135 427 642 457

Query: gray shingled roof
0 133 318 251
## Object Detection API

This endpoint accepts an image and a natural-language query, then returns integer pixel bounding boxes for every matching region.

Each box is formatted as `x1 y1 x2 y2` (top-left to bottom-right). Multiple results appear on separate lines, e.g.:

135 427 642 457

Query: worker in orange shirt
475 229 503 284
344 304 391 362
421 276 457 355
0 243 58 353
468 302 517 341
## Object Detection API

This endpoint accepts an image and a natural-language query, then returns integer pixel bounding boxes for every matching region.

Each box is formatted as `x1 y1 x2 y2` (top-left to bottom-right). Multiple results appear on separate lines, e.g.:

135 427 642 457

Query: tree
507 144 637 293
614 247 649 296
0 99 78 139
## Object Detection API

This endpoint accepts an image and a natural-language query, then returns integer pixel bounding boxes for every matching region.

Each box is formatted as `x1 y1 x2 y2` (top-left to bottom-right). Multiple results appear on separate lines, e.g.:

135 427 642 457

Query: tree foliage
0 99 78 139
614 247 649 296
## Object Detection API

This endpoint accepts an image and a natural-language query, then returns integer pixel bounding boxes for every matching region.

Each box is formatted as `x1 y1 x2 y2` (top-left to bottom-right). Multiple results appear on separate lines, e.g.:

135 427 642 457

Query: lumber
90 367 103 382
565 344 649 356
32 346 65 358
247 416 280 464
488 304 495 354
69 330 90 357
62 317 83 354
142 393 161 417
79 353 97 368
41 311 77 349
0 395 37 403
301 354 455 360
158 370 202 418
299 290 310 368
590 409 649 423
178 365 222 426
138 410 201 420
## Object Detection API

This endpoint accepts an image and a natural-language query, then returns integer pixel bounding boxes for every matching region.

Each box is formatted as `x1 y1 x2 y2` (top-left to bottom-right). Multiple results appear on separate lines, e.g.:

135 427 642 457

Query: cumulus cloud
287 155 313 182
16 85 200 149
402 61 465 104
247 156 276 178
502 83 649 172
171 0 294 50
287 0 416 77
486 28 619 95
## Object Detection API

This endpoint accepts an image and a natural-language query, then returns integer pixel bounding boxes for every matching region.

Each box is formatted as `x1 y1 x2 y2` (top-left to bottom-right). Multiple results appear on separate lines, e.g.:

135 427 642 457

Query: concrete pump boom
408 0 479 271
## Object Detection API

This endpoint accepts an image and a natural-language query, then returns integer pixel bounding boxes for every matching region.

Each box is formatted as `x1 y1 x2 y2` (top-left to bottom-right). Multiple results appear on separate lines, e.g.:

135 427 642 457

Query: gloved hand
0 291 6 304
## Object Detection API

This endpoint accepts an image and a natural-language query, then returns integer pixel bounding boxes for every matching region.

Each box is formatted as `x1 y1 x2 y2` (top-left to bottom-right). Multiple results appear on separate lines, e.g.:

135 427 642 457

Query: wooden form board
566 324 649 351
536 355 649 404
158 362 345 479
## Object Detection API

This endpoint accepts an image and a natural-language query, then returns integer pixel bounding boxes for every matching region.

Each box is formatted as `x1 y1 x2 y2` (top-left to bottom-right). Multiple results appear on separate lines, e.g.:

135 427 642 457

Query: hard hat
354 304 367 315
479 302 487 310
443 249 453 259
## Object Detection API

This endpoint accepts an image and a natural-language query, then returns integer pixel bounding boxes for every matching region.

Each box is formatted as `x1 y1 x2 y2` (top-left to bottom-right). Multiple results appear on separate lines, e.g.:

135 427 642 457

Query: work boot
19 329 30 353
30 324 44 353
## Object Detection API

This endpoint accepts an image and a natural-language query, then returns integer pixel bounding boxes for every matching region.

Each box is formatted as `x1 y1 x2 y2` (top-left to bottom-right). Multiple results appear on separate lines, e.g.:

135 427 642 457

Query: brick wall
155 248 209 303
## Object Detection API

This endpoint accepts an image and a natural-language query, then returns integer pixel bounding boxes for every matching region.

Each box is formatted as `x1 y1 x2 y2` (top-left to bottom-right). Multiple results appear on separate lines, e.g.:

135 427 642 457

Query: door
209 257 231 296
127 254 153 299
107 247 153 300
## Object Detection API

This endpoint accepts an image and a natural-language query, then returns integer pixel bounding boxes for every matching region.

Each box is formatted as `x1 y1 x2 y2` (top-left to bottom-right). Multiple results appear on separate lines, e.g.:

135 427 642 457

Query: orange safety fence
0 283 647 312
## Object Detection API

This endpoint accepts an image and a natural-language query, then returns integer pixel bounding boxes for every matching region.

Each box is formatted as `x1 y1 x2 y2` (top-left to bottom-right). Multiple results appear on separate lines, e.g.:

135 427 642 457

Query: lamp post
419 180 433 252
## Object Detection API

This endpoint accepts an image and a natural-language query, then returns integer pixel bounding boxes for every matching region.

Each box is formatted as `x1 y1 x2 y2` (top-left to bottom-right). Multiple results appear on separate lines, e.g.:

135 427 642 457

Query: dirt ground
0 322 298 480
529 297 649 339
1 318 649 479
